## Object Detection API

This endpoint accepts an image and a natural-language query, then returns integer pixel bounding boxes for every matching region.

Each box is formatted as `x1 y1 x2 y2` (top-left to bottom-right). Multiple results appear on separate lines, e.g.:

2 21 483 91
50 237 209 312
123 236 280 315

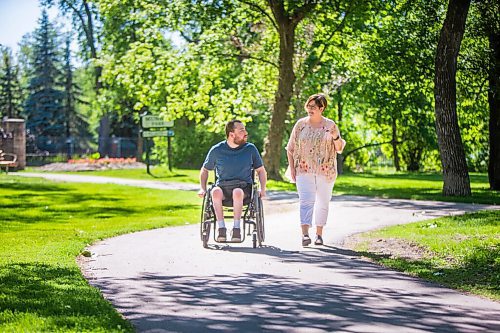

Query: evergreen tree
62 35 90 139
0 46 22 119
24 10 65 138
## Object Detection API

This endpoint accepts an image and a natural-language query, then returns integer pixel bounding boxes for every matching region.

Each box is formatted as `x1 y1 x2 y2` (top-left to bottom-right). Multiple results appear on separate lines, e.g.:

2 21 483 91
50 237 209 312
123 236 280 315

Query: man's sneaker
217 227 227 242
302 235 311 246
314 235 324 246
231 228 241 242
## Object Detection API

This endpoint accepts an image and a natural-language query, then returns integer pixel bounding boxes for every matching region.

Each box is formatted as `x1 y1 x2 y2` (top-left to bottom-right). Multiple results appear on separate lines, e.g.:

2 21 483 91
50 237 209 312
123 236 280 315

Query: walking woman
285 93 346 246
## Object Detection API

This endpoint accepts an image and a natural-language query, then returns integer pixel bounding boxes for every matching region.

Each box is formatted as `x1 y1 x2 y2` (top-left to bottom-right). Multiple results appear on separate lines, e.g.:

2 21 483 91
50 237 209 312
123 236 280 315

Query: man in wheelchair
198 119 267 242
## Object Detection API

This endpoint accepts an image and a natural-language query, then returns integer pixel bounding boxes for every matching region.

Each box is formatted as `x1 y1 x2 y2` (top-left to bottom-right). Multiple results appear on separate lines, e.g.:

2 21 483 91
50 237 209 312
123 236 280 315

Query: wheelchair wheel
258 196 265 243
202 221 211 248
255 195 265 247
200 192 213 247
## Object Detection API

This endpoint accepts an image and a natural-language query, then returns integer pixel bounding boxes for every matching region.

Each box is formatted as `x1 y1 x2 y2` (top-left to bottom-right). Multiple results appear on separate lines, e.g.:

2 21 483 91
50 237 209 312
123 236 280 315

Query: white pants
296 174 335 227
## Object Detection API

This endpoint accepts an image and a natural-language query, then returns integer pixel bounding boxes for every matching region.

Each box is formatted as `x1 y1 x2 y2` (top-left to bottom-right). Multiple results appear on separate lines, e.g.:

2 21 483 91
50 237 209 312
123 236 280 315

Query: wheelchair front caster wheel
252 233 257 248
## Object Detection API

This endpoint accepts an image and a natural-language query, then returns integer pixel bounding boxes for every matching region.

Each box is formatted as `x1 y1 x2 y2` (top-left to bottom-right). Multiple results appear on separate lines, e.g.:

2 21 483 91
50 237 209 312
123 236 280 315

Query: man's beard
234 137 247 145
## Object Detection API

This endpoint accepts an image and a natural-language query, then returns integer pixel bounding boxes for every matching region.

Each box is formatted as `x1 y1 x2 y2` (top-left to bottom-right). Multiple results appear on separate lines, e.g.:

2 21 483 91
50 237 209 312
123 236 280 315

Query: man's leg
231 188 244 241
232 188 244 222
211 187 227 241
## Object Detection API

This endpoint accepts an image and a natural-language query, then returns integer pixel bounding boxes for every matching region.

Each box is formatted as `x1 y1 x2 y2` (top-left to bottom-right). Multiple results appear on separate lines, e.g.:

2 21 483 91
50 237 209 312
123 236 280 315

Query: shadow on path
89 244 500 332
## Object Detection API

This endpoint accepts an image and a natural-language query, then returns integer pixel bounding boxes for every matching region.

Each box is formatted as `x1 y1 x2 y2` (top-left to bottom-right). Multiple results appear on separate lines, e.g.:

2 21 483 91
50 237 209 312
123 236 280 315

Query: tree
42 0 110 156
94 0 379 177
434 0 472 196
259 0 374 179
62 36 90 143
42 0 101 90
259 0 316 179
360 1 442 172
0 46 22 119
487 14 500 190
24 10 65 138
474 0 500 190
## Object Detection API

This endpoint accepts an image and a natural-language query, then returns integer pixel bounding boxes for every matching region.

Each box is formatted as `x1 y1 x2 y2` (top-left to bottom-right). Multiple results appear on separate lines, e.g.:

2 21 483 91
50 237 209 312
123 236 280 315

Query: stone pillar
2 118 26 169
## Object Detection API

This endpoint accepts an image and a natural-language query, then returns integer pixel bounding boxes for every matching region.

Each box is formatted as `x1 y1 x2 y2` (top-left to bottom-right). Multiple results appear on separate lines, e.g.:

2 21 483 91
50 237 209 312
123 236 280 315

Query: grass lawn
0 175 200 332
348 210 500 301
38 166 500 205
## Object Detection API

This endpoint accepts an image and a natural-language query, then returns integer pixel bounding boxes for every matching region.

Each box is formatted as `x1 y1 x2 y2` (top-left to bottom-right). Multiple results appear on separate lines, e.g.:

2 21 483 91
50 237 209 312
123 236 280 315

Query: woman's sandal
302 235 312 246
314 235 323 246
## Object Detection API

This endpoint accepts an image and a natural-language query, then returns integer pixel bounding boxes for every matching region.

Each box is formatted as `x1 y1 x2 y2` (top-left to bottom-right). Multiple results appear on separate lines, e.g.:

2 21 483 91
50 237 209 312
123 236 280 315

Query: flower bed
68 157 138 165
37 157 145 172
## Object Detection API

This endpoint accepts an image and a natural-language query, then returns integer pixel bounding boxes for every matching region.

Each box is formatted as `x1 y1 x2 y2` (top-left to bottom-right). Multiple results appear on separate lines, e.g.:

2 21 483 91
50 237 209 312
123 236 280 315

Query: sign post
140 115 175 172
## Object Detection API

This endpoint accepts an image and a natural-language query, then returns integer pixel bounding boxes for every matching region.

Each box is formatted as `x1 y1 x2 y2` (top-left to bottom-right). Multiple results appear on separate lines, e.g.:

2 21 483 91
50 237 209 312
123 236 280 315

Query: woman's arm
330 123 346 154
286 150 296 182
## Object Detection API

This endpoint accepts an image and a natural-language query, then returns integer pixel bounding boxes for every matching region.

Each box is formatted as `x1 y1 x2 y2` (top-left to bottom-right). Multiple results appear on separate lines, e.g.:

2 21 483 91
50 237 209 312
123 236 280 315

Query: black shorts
217 180 252 205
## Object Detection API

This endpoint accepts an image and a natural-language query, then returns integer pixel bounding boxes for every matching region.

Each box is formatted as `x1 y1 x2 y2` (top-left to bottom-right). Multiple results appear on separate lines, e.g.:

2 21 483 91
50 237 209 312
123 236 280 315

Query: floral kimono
286 117 346 183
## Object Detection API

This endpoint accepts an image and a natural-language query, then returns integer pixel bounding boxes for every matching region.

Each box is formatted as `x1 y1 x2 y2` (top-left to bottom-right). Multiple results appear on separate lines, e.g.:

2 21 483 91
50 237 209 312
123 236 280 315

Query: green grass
0 175 200 332
351 210 500 300
36 167 500 205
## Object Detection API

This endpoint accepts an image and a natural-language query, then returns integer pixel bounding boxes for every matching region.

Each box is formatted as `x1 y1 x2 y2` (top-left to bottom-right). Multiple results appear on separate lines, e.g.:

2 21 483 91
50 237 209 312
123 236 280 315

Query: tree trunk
488 28 500 190
434 0 471 196
98 116 110 157
391 116 400 171
262 22 296 180
407 147 422 172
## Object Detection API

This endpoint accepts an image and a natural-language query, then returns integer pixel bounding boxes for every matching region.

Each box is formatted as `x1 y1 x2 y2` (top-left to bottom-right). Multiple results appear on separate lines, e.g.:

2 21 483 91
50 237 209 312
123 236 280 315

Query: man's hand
259 189 266 198
197 188 206 198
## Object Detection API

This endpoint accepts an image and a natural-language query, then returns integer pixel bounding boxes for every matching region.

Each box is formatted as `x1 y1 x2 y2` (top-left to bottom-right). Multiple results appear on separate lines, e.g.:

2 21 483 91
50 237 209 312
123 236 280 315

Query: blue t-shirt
202 141 264 184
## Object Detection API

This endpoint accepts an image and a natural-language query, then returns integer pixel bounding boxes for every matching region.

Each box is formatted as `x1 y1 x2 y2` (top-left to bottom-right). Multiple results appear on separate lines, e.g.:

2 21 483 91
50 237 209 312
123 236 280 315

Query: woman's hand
290 167 296 182
330 124 340 139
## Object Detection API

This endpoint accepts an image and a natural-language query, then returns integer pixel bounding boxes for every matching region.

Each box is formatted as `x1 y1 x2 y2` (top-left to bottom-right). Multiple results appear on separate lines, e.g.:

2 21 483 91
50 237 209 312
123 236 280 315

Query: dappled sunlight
94 271 499 332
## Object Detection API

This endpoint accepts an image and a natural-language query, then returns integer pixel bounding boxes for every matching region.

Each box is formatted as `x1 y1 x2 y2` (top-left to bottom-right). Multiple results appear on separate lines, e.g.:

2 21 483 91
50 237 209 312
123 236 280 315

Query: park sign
142 130 175 138
141 115 174 129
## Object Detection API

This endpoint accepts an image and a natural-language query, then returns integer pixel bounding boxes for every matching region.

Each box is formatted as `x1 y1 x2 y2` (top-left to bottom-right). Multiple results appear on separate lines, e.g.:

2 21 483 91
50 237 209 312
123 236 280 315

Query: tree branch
290 1 319 26
267 0 285 32
213 51 279 69
239 0 279 32
342 140 401 160
298 1 354 85
61 0 93 55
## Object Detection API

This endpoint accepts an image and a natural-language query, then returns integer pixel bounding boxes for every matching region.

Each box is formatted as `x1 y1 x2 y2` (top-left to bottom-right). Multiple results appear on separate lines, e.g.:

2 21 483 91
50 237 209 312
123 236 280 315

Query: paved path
16 173 500 332
16 172 200 191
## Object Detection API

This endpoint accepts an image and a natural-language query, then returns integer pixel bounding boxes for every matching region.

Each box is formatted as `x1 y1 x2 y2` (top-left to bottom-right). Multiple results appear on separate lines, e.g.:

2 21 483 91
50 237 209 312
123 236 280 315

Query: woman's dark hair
225 119 242 138
305 93 328 110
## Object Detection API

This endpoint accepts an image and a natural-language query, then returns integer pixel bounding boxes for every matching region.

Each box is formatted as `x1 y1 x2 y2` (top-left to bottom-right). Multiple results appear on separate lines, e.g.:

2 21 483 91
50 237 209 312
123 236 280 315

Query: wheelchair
200 179 265 248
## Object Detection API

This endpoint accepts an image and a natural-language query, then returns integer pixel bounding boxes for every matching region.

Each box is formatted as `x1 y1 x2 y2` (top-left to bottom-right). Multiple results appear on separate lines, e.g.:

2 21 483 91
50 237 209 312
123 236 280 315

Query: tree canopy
5 0 499 193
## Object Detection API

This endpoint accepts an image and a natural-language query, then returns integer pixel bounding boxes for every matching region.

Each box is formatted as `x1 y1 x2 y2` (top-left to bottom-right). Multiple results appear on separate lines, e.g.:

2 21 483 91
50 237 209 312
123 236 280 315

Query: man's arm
255 165 267 198
198 167 209 198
